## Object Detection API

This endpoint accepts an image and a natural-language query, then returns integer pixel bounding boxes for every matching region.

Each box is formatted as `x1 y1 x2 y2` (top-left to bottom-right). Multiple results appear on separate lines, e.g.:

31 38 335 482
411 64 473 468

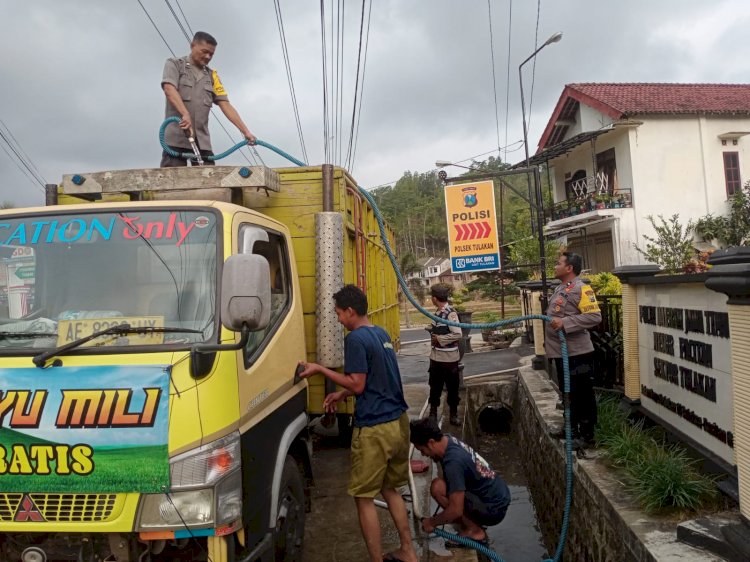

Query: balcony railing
546 188 633 222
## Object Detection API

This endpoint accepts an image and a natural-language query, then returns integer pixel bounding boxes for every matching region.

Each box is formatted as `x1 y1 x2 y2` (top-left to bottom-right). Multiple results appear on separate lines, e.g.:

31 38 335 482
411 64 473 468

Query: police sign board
444 180 500 273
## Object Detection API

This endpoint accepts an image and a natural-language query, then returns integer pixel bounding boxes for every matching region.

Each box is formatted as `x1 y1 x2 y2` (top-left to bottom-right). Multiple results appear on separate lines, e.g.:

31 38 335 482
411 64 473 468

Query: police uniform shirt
543 276 602 358
161 56 229 151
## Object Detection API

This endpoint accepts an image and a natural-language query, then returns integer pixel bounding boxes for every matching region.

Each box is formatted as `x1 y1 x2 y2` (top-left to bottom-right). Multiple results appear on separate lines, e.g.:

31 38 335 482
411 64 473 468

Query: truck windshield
0 209 218 351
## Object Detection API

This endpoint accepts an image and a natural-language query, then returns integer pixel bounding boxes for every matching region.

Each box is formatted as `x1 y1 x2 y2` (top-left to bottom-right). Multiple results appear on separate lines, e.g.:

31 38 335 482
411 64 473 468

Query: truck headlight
136 433 243 531
216 470 242 526
138 489 214 529
171 432 241 489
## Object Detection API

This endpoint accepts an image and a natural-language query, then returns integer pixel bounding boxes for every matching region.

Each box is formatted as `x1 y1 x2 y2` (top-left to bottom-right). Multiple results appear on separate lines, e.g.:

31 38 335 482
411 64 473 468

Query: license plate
57 317 165 346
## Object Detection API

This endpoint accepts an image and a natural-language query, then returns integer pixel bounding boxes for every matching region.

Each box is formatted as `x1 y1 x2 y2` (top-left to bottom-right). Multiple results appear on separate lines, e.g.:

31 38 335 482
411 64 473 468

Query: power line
320 0 330 164
348 0 373 173
344 0 367 171
527 0 541 133
163 0 191 43
503 0 513 164
0 140 45 192
273 0 309 163
145 0 259 166
338 0 345 166
0 128 46 191
0 119 47 184
366 141 524 190
137 0 176 56
487 0 501 153
173 0 194 36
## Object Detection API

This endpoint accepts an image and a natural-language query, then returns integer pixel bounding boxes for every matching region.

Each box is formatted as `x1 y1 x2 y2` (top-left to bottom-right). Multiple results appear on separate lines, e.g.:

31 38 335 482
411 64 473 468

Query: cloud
1 0 749 202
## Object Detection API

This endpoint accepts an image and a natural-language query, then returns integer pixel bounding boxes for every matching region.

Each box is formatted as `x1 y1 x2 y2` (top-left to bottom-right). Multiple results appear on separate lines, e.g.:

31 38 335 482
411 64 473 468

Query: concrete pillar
613 265 660 402
531 289 545 361
705 247 750 556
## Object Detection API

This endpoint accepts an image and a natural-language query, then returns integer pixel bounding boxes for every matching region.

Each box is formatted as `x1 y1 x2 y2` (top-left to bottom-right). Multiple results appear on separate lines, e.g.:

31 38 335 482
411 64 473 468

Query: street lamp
519 31 563 314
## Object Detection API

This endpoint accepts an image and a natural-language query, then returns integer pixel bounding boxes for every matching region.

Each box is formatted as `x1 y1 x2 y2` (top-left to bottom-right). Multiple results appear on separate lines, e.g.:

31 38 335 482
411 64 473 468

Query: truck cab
0 164 399 561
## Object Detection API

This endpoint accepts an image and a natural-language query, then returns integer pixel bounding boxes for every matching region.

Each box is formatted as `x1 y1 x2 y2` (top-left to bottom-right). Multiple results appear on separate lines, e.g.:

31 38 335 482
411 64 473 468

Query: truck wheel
274 455 305 561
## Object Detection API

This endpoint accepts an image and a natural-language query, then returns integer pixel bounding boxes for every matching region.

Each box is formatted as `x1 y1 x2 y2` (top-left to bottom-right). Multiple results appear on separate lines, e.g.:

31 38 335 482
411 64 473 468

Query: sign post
444 180 501 274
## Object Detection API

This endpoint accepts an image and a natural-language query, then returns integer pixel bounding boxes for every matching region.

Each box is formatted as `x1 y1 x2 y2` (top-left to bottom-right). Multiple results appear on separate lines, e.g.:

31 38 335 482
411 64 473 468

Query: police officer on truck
544 252 602 445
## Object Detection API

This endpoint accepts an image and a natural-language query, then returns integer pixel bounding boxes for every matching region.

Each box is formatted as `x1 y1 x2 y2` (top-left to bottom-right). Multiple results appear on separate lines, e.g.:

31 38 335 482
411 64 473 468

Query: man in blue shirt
410 417 510 548
299 285 416 562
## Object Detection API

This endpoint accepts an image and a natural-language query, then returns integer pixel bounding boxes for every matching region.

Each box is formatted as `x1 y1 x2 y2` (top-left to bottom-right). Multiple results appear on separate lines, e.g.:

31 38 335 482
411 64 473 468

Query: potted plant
594 193 611 209
473 311 502 341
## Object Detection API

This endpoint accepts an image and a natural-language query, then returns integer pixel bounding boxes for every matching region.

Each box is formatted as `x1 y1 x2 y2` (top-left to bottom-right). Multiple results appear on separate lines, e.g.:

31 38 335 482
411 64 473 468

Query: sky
1 0 750 207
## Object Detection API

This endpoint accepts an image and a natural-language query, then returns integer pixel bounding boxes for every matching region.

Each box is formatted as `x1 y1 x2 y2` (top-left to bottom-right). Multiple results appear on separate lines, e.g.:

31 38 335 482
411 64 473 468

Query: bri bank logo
0 213 207 248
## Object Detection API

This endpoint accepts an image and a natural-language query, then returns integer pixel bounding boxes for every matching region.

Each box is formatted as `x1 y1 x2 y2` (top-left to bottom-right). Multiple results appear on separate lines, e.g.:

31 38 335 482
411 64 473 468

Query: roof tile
568 83 750 115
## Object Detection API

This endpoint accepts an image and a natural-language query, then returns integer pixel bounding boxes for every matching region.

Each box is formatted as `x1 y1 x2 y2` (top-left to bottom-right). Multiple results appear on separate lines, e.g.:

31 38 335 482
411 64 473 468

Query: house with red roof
527 83 750 272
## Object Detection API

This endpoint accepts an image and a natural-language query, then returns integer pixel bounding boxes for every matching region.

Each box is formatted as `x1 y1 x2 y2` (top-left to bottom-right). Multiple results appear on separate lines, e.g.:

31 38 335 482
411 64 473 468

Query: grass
594 394 718 513
0 427 169 493
629 445 718 512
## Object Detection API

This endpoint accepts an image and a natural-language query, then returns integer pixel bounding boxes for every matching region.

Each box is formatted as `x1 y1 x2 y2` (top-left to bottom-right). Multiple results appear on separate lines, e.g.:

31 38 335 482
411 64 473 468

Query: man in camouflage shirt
544 252 602 443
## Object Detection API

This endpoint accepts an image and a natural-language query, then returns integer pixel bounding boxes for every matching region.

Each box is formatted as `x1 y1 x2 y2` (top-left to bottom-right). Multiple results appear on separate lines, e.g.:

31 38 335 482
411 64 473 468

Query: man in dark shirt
299 285 416 562
410 417 510 547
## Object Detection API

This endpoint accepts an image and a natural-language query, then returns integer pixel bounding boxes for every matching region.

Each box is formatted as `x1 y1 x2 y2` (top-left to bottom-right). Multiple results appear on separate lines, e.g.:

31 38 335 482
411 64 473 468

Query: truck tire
274 455 305 561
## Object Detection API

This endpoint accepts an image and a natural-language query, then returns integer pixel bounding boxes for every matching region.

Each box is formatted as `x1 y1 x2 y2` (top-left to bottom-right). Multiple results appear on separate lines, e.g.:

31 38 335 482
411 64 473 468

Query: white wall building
528 83 750 273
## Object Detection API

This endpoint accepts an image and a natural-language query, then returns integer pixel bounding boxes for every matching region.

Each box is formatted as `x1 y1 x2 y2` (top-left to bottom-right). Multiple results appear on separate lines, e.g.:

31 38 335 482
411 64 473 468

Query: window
723 152 741 197
239 225 291 364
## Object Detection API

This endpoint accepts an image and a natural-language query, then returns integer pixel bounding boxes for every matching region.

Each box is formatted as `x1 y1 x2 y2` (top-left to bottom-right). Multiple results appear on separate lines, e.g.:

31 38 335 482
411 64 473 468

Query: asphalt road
397 339 531 384
400 326 480 344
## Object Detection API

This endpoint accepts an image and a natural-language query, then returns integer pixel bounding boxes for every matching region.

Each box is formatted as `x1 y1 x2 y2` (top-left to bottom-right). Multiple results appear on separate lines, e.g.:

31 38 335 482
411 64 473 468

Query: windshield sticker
0 213 210 247
0 365 170 493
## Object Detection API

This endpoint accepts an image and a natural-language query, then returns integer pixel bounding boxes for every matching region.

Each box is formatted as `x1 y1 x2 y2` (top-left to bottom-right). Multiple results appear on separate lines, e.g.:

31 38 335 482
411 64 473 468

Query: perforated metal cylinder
316 212 344 368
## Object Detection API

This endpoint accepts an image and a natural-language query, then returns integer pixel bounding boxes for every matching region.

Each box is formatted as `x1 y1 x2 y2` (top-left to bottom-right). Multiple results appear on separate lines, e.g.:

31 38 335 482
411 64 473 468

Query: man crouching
410 417 510 548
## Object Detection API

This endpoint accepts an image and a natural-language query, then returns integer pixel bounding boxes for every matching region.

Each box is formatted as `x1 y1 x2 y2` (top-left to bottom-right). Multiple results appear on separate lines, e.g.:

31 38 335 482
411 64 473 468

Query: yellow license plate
57 317 165 346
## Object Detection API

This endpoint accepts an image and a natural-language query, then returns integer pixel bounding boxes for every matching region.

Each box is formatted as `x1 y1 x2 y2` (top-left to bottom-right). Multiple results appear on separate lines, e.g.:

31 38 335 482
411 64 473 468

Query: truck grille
0 493 119 522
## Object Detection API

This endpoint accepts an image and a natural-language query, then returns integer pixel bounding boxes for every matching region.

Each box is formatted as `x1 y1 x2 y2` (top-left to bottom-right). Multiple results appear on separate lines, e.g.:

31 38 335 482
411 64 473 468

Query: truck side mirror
221 254 271 332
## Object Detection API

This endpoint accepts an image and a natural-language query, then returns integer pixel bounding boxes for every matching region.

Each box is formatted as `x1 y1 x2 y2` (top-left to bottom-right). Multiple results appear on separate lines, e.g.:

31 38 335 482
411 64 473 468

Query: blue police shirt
344 325 408 427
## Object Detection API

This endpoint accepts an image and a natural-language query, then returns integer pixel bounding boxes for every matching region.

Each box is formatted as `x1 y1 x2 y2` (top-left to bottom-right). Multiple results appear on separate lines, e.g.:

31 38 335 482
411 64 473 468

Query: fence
517 284 624 388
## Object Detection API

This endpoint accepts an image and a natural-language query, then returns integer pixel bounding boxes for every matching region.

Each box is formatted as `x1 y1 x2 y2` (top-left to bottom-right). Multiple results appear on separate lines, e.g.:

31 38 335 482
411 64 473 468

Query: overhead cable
320 0 330 164
273 0 309 163
487 0 502 154
145 0 259 165
503 0 513 164
527 0 542 132
344 0 367 171
348 0 373 173
0 119 47 185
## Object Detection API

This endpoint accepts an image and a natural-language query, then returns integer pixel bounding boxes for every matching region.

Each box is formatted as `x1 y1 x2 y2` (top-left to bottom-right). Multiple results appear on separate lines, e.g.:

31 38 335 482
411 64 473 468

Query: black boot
428 406 438 422
449 408 460 426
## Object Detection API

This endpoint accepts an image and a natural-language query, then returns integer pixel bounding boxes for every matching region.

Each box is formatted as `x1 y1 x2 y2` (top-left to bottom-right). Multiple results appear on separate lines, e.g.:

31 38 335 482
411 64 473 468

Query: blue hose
158 119 575 561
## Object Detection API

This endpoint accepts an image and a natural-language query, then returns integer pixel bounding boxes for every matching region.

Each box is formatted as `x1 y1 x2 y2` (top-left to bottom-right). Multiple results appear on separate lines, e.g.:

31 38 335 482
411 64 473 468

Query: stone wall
512 364 721 562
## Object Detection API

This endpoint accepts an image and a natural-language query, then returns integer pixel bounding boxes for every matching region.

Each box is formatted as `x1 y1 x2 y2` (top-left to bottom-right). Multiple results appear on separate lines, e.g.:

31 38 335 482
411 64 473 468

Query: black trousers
554 353 597 440
428 359 460 410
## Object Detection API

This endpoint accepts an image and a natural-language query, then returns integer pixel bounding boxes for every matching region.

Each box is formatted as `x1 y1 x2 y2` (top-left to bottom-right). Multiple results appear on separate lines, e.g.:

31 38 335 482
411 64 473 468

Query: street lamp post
519 32 563 316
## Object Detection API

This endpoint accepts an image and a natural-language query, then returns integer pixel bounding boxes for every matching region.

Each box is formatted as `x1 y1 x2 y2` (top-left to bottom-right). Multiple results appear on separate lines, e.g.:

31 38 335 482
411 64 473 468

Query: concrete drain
477 405 513 434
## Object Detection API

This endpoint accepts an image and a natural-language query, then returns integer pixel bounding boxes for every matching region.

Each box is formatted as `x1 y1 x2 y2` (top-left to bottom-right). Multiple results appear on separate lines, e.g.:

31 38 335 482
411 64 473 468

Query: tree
635 214 695 274
695 181 750 247
398 252 425 327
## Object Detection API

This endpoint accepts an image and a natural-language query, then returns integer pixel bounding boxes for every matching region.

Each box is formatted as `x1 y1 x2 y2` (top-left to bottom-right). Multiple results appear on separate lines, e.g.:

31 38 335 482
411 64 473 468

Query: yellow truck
0 164 399 562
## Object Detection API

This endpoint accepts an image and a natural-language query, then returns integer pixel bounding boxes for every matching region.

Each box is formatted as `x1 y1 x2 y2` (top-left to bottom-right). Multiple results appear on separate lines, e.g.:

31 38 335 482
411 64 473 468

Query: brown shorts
348 412 410 498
